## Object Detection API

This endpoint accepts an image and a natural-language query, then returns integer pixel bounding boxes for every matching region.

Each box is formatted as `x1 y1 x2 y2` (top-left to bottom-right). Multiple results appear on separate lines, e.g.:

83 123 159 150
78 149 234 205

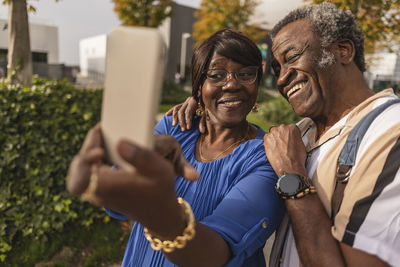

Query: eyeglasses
203 66 259 86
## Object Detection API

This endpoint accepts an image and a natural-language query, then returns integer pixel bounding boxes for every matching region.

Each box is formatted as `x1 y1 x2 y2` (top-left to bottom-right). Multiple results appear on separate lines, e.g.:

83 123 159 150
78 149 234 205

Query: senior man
265 2 400 267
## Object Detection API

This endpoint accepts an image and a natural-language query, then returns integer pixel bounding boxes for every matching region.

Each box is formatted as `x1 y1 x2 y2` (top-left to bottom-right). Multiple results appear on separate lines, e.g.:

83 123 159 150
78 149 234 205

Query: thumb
154 135 199 181
176 153 200 181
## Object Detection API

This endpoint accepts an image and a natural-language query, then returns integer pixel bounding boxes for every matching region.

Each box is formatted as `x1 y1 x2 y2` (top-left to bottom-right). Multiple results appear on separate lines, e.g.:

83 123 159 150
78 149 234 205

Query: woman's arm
67 125 230 267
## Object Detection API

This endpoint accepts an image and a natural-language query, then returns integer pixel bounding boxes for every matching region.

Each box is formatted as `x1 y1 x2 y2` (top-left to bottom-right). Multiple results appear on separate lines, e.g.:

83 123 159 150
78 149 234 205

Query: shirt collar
298 88 395 152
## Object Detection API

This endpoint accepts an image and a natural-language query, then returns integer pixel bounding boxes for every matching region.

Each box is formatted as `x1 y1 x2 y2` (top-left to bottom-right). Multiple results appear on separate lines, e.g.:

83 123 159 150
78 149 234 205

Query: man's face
271 19 337 119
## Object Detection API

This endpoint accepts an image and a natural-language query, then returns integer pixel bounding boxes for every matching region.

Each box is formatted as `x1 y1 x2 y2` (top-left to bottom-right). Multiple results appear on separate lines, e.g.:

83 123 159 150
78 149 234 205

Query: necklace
199 124 250 162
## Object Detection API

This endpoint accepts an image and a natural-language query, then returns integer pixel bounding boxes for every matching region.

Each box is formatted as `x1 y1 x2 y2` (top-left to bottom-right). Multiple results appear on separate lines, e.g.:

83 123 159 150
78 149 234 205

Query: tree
2 0 58 85
305 0 400 54
3 0 32 84
193 0 267 45
112 0 173 27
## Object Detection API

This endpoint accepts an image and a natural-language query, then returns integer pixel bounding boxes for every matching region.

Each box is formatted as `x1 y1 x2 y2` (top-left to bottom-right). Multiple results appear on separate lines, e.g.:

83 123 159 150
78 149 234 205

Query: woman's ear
335 39 355 65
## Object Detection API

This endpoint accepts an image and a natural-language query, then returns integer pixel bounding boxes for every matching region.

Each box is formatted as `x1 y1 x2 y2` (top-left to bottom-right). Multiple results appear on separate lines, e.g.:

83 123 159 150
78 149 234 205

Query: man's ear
335 39 355 65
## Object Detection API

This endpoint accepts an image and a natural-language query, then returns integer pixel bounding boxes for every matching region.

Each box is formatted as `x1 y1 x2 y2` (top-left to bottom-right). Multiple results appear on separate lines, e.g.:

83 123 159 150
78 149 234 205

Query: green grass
5 219 129 267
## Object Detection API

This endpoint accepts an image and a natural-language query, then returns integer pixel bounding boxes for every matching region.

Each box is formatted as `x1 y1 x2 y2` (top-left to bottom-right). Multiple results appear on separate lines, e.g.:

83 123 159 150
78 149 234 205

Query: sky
0 0 303 65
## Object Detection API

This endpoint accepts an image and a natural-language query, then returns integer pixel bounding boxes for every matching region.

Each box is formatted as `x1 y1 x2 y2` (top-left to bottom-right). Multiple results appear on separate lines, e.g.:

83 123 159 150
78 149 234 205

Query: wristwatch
275 173 316 199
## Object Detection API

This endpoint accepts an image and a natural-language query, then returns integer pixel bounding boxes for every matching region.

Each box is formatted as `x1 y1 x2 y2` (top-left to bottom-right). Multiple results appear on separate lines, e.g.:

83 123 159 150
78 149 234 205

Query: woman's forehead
209 53 237 67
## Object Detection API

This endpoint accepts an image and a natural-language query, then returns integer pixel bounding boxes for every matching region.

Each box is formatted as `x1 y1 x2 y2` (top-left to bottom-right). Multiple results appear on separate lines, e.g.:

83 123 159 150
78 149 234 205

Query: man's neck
315 75 374 138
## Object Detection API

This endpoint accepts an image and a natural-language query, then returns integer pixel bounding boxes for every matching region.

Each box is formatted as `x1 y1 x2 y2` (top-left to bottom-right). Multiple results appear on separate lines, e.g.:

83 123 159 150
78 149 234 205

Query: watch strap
281 185 316 200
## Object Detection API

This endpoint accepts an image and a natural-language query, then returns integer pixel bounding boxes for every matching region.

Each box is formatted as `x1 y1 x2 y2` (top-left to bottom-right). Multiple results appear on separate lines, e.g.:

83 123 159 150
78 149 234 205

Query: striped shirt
279 89 400 267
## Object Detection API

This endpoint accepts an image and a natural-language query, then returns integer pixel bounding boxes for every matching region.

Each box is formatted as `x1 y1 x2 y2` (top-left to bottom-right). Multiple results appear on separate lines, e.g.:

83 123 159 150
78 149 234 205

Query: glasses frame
203 66 260 86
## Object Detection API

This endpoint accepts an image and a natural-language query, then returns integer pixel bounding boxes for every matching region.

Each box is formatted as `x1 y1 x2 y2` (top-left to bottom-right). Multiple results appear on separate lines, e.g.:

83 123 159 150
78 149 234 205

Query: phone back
101 26 166 170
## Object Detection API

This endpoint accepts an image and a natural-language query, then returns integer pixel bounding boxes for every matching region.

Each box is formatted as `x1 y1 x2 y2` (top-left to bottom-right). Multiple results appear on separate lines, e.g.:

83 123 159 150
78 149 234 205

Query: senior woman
67 29 284 266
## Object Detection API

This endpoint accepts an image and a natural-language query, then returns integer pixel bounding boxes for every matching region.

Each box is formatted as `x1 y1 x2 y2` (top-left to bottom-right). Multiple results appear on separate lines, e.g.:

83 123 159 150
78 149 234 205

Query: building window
32 52 48 63
0 49 6 62
0 49 48 63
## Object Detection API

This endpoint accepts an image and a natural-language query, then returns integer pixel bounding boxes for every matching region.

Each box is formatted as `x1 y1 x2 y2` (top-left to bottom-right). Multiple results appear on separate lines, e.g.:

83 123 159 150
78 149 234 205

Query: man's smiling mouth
287 82 306 98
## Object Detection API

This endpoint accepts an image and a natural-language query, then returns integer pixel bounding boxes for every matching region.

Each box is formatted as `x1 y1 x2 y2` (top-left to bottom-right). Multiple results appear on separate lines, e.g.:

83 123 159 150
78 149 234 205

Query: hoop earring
252 103 259 113
196 101 203 116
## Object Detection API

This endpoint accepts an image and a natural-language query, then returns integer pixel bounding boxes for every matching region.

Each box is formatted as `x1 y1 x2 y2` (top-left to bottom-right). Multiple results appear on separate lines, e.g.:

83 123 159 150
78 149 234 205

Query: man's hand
264 125 389 267
165 97 206 133
264 124 308 177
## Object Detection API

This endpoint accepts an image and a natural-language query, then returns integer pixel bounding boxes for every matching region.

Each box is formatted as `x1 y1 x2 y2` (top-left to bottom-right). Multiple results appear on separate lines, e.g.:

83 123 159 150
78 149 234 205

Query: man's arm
264 124 389 267
286 192 388 267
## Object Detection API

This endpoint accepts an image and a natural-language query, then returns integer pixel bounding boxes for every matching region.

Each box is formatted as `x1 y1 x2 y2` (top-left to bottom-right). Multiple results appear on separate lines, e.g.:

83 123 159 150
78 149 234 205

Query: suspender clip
336 164 352 183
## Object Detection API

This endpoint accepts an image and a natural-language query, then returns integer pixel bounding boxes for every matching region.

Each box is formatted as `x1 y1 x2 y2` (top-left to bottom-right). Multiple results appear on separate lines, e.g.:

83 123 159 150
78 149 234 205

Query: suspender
331 98 400 220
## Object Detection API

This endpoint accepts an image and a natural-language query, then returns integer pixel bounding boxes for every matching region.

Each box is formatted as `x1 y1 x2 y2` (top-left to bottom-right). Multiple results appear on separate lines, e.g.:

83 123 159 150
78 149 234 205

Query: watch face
278 174 302 195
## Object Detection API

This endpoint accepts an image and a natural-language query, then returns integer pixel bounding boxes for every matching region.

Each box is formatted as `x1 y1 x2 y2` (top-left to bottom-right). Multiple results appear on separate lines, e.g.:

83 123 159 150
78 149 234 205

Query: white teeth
222 100 241 105
287 82 306 98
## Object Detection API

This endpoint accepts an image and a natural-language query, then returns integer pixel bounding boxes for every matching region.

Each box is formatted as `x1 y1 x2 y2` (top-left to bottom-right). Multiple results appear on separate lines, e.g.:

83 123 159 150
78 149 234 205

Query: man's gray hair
270 2 365 72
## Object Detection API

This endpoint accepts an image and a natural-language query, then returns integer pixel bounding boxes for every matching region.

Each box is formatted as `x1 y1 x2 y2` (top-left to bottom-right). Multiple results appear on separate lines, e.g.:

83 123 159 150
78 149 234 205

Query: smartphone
101 26 166 170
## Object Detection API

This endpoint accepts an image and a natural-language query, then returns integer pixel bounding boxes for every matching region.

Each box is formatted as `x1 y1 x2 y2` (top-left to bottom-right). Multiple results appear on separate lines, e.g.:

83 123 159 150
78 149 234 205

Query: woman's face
200 52 258 127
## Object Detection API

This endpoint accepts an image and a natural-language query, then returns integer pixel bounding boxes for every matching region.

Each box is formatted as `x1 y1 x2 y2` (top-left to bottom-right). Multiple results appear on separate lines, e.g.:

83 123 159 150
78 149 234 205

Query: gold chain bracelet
143 197 196 253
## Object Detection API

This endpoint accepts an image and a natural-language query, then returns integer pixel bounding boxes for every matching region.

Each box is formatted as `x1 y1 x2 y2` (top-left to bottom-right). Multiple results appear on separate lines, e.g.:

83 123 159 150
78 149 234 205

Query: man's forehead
272 19 313 53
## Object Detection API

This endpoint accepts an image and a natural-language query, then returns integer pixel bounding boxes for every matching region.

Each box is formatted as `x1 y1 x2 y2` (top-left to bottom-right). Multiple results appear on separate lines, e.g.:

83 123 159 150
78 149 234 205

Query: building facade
365 53 400 93
0 18 65 78
78 2 196 85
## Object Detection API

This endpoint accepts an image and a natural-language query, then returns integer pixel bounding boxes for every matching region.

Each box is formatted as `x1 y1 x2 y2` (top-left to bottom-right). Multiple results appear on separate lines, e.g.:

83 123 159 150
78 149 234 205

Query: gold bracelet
143 197 196 253
81 165 99 202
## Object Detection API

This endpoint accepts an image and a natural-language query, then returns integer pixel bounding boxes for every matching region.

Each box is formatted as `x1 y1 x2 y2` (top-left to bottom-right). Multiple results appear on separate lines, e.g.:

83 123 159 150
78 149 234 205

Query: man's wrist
275 173 316 199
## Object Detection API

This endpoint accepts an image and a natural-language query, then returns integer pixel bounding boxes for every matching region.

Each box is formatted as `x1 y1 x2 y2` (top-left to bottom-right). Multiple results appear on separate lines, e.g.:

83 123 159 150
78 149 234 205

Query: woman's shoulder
232 137 266 166
155 115 200 140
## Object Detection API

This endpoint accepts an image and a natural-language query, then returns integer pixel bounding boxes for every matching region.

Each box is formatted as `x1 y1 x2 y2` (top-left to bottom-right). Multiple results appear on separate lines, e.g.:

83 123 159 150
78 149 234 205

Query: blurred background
0 0 399 266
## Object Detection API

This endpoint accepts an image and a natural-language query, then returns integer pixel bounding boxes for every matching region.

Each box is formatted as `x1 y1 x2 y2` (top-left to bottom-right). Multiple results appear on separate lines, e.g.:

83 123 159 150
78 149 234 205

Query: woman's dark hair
191 29 262 102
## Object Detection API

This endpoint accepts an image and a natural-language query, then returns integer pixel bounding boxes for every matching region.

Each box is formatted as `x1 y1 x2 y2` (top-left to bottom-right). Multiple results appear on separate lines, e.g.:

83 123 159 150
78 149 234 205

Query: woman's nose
222 73 241 89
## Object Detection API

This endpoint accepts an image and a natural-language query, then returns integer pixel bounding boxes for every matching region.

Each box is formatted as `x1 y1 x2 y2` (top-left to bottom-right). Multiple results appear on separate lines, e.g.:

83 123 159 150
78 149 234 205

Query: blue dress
106 116 285 266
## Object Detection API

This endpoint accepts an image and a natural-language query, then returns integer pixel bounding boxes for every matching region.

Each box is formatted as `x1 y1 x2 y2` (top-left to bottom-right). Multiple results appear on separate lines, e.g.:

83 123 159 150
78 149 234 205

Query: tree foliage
305 0 400 54
193 0 267 45
112 0 173 27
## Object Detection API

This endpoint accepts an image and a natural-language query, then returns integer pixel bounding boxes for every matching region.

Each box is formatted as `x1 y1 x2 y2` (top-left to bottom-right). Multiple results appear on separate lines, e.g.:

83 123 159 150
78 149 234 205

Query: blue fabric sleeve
201 147 285 266
105 208 129 221
154 115 171 135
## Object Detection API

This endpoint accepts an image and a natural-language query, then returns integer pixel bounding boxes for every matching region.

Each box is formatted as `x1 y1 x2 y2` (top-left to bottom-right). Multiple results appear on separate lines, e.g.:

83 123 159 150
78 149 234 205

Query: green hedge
161 79 191 105
0 78 107 263
259 96 302 125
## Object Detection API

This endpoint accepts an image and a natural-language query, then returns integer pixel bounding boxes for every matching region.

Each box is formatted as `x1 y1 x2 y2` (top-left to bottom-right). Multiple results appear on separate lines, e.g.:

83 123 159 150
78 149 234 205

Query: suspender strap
331 98 400 219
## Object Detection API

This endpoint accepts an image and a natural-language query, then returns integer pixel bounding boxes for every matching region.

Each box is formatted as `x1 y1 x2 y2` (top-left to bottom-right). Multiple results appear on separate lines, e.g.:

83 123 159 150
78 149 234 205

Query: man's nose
277 66 294 88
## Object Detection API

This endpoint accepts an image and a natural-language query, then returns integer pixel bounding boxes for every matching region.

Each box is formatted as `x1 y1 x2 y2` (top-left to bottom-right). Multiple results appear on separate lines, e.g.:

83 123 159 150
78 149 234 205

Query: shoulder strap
331 98 400 220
